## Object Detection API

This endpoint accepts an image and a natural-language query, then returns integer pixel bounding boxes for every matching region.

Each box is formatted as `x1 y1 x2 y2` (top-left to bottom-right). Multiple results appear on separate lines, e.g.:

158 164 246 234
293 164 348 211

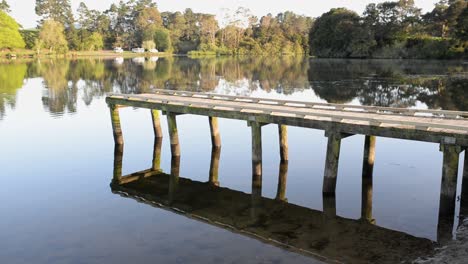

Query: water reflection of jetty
107 87 468 262
110 140 440 263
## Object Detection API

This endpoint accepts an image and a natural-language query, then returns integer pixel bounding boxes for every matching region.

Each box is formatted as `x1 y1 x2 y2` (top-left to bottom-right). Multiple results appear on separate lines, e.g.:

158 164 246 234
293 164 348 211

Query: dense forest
0 0 467 58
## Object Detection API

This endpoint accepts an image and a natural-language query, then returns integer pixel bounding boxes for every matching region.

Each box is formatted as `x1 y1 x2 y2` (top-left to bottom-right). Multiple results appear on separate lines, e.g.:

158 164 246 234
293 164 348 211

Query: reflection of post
322 132 343 195
437 144 462 242
275 161 288 201
251 181 262 220
168 155 181 203
152 137 163 171
251 122 262 185
209 117 221 149
209 147 221 186
110 105 124 145
151 109 163 139
113 144 124 182
167 113 180 157
362 136 376 223
278 125 288 161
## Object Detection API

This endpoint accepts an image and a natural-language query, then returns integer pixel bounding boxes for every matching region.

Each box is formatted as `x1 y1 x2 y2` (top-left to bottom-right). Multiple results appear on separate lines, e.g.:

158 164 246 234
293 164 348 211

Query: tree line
0 0 466 58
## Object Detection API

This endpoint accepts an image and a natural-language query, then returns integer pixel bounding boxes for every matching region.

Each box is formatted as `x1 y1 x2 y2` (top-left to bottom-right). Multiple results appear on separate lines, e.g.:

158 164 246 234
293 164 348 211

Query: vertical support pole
168 155 181 204
323 195 336 217
209 147 221 186
209 117 221 149
437 144 462 242
461 150 468 217
152 137 162 171
362 135 376 223
322 133 342 195
251 122 263 189
113 144 124 183
278 125 288 161
151 109 163 139
110 105 124 145
167 113 180 157
438 144 462 216
275 161 289 201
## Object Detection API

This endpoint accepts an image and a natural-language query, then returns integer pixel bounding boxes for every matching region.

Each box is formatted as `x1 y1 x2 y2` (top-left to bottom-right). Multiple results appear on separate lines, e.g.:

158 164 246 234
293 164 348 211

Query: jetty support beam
167 113 181 157
278 125 288 161
151 109 163 139
152 137 162 171
251 122 263 189
209 117 221 149
275 161 289 201
438 144 462 217
322 132 352 195
209 147 221 186
362 135 376 223
110 105 124 145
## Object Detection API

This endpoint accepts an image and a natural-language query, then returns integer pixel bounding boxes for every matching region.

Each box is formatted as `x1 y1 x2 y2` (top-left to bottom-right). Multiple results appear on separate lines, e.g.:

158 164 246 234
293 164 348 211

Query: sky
10 0 437 29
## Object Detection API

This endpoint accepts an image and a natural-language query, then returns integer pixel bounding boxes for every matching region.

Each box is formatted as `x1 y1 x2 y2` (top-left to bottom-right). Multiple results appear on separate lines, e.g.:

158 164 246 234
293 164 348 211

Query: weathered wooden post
113 144 124 182
109 105 124 145
166 112 180 157
437 144 462 242
322 132 346 195
438 144 462 217
209 117 221 149
275 161 288 201
460 150 468 217
323 195 336 217
361 135 376 223
152 137 163 171
209 147 221 186
168 155 181 203
151 109 163 139
278 125 288 161
251 122 263 189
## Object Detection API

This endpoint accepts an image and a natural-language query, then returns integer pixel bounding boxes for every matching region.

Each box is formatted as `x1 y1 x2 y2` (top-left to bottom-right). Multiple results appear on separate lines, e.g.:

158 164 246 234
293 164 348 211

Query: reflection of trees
2 57 463 120
38 59 77 115
308 59 467 110
0 63 27 120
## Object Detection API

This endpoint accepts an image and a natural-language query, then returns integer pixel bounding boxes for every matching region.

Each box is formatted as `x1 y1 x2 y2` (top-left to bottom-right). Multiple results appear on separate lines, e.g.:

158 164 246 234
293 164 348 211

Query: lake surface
0 56 467 263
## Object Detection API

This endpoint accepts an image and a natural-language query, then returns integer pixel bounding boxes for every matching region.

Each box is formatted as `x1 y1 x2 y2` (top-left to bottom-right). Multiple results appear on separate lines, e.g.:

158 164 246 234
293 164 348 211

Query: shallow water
0 57 467 263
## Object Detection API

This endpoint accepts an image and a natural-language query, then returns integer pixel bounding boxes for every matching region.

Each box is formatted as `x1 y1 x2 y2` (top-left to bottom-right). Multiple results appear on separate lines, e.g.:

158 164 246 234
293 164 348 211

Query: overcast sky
10 0 437 29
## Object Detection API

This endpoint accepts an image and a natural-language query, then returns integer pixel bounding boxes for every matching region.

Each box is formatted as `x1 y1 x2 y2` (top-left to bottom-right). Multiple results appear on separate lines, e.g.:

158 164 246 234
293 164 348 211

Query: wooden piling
362 136 376 179
438 144 462 217
278 125 288 161
461 150 468 217
209 147 221 186
323 133 342 195
168 155 181 203
251 122 263 186
275 161 289 201
151 109 163 138
209 117 221 149
110 105 124 145
113 144 124 182
152 137 162 171
361 135 376 223
167 113 180 157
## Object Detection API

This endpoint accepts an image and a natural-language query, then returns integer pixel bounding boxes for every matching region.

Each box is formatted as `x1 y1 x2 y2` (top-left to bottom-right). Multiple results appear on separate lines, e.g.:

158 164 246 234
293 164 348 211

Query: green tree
154 28 171 51
0 11 26 49
0 0 10 13
310 8 374 58
39 19 68 53
20 29 39 49
82 32 103 51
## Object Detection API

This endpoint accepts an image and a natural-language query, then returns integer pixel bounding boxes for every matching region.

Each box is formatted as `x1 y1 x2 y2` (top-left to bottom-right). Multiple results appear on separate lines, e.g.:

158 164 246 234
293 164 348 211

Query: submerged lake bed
0 56 467 263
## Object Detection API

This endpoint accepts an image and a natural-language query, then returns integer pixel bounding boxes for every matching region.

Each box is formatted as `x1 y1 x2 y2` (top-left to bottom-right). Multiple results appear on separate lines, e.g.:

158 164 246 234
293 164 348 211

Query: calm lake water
0 56 467 263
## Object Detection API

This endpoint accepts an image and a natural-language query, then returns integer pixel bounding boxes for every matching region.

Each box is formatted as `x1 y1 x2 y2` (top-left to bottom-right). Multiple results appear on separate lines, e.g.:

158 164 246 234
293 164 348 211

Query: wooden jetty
106 89 468 223
110 142 437 263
